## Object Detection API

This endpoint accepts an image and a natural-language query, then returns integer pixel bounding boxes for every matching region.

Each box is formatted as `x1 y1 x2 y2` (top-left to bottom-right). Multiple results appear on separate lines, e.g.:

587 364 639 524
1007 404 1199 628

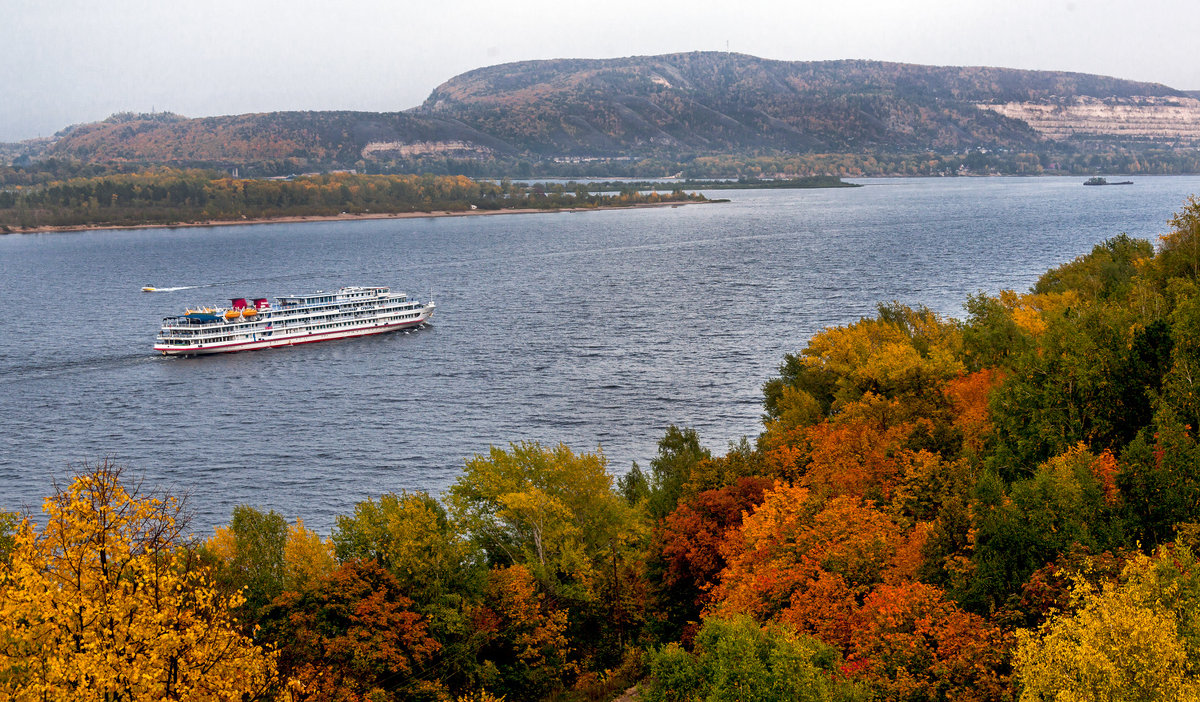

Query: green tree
985 301 1130 476
205 504 289 618
642 616 859 702
617 462 649 506
646 426 712 522
447 442 638 597
1034 234 1154 301
447 442 646 673
961 292 1032 371
965 446 1122 612
1152 196 1200 283
333 491 485 607
0 510 16 565
1118 412 1200 548
1161 291 1200 430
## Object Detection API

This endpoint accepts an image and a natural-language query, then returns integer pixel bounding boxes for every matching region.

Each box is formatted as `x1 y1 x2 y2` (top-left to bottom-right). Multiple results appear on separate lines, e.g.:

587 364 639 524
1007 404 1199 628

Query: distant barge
154 286 434 356
1084 177 1133 186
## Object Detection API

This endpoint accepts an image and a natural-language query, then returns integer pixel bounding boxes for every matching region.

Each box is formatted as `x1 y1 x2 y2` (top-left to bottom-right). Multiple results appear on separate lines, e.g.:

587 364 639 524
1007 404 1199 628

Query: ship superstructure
154 286 433 356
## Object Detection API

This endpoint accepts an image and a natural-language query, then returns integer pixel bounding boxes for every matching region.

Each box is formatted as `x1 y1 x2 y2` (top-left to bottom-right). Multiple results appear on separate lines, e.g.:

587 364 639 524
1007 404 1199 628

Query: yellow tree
1014 548 1200 702
0 461 279 700
281 519 336 592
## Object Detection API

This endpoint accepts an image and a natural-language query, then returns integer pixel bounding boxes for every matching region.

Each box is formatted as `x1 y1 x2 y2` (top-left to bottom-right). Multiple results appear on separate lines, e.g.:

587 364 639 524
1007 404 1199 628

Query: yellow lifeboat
224 309 241 320
242 308 258 318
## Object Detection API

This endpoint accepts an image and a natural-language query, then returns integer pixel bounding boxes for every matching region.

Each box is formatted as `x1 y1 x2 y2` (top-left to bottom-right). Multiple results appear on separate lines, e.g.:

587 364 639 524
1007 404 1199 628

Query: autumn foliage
0 462 278 700
261 559 442 701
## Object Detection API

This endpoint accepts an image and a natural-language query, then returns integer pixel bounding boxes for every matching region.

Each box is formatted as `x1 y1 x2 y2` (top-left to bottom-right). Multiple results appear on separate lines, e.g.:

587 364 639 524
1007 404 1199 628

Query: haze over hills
12 52 1200 176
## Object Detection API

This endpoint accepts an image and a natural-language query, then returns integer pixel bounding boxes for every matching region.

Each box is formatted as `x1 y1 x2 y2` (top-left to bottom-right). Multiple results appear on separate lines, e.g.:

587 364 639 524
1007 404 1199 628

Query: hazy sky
3 0 1198 142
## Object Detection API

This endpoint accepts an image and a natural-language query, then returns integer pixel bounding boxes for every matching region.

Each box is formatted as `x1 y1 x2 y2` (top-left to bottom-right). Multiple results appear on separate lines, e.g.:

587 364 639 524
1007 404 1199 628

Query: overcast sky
3 0 1197 142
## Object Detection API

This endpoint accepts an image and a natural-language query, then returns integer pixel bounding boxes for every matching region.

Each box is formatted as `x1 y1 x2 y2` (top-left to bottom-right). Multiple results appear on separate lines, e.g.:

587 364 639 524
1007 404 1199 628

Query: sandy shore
4 200 711 235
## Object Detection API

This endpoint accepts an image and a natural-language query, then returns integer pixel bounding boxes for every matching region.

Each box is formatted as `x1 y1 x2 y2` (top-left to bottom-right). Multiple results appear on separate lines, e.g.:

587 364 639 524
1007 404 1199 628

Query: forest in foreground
6 198 1200 700
0 169 704 231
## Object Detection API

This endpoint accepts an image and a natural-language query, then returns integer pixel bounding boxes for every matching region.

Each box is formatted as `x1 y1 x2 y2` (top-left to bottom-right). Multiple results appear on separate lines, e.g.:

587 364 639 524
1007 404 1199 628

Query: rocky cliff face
360 140 498 159
981 97 1200 144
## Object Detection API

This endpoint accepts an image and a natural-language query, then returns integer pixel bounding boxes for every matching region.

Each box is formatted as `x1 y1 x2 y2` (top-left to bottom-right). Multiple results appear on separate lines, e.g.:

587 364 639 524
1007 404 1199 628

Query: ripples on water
3 176 1199 534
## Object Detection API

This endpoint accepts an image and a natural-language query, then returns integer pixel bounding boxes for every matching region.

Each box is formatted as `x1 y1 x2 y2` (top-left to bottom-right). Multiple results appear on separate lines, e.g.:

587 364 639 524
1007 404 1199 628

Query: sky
2 0 1198 143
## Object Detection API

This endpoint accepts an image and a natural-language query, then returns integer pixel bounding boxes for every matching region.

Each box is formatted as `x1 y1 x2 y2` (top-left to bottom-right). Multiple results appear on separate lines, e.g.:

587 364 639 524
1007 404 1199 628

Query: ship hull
155 314 430 356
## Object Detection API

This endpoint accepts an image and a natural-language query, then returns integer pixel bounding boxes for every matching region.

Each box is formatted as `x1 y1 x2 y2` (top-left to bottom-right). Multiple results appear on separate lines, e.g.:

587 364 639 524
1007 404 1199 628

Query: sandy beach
4 200 710 235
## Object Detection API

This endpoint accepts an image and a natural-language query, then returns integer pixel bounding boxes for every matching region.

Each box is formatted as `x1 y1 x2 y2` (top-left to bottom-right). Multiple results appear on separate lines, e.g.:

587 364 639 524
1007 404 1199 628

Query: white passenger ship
154 286 434 356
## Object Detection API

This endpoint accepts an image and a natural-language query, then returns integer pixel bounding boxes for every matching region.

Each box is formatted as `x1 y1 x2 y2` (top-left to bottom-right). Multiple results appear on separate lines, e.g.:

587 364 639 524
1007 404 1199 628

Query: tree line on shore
366 148 1200 180
0 169 704 231
7 198 1200 700
5 145 1198 191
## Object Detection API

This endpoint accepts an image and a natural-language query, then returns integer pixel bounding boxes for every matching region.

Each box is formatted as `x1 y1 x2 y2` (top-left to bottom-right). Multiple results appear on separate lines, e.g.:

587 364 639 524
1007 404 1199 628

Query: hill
16 52 1200 175
416 52 1191 155
41 110 512 172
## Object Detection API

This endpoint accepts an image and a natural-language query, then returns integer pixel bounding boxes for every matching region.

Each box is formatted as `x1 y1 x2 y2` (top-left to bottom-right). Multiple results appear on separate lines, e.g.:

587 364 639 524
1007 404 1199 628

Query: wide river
3 176 1199 534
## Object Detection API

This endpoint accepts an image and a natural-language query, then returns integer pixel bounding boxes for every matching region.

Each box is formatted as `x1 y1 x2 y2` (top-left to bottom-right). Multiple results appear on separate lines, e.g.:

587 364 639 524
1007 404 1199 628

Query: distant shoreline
2 199 713 235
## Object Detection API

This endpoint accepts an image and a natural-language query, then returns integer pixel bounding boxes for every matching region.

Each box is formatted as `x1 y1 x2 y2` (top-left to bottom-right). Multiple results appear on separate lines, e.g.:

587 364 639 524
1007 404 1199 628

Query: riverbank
2 199 715 235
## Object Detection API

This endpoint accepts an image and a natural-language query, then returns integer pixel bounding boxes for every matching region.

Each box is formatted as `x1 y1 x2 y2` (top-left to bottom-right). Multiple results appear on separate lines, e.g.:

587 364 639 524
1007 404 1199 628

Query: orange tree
472 564 574 701
707 483 1009 700
258 559 443 702
330 491 487 694
651 476 773 642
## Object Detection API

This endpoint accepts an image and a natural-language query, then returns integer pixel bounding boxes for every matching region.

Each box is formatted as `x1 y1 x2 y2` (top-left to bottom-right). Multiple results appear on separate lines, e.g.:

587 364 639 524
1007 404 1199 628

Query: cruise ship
154 286 434 356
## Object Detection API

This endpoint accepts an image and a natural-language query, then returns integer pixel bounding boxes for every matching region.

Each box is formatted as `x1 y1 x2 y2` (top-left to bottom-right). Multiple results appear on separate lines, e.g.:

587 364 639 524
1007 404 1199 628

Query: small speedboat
142 286 158 292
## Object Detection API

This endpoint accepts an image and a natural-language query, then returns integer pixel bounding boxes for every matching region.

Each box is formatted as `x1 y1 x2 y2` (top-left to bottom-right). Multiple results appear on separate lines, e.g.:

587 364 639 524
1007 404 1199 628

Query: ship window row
161 310 423 339
270 298 409 313
158 335 235 345
272 296 408 311
170 304 417 330
163 312 413 336
159 313 423 345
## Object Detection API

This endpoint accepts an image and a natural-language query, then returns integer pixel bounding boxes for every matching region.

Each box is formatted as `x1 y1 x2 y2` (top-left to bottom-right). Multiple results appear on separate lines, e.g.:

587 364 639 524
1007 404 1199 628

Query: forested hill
22 52 1200 175
39 110 514 171
416 52 1186 154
